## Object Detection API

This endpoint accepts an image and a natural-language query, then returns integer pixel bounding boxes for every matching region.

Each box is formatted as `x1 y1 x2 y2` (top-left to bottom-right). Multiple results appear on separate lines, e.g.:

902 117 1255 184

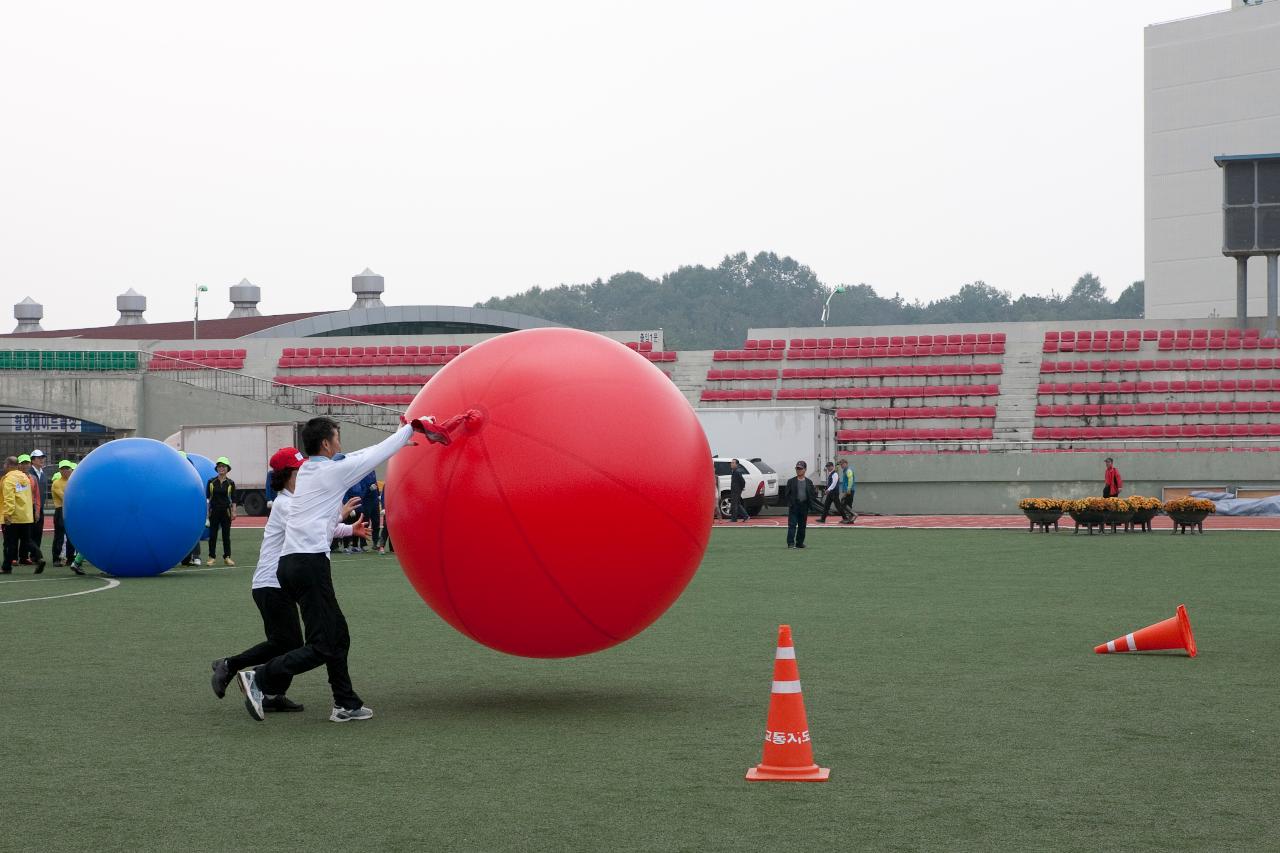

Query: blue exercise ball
185 453 217 543
64 438 207 577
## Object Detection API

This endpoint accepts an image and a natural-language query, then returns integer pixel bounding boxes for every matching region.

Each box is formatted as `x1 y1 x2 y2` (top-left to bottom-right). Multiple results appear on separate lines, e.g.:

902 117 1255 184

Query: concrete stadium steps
990 338 1041 443
672 350 714 407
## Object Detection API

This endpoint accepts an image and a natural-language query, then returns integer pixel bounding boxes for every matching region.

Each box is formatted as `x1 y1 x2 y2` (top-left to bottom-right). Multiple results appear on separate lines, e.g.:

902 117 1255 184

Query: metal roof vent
351 267 385 309
228 278 263 318
13 296 43 333
115 288 147 326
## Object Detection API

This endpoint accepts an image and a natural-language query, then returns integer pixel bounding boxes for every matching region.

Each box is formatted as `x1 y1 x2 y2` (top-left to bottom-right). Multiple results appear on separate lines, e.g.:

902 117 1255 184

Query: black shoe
796 544 807 549
180 559 191 566
1 567 11 574
211 658 233 699
34 560 45 574
787 544 795 549
69 561 86 576
263 695 305 713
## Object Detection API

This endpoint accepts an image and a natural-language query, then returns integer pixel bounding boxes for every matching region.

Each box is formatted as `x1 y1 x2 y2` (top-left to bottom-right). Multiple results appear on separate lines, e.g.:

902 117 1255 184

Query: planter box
1127 507 1160 532
1069 510 1106 534
1167 510 1211 534
1023 510 1062 532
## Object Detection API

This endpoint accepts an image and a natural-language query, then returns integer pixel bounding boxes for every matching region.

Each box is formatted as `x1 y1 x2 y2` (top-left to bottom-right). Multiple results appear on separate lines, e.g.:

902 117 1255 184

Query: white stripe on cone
775 647 796 659
772 680 802 693
1125 632 1136 651
1106 640 1116 652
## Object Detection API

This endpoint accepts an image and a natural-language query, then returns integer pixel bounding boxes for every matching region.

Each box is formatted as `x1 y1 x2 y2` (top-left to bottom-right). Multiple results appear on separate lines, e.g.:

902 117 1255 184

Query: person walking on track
728 458 750 522
818 461 852 524
1103 457 1123 498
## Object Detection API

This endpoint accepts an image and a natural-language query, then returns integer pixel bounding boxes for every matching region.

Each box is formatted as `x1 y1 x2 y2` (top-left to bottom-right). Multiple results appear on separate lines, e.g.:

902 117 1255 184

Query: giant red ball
384 328 713 658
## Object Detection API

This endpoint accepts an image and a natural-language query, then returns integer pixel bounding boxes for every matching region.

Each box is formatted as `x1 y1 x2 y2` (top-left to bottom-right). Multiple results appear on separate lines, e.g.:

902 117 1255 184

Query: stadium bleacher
1033 328 1280 450
0 350 139 370
148 349 246 370
703 333 1006 450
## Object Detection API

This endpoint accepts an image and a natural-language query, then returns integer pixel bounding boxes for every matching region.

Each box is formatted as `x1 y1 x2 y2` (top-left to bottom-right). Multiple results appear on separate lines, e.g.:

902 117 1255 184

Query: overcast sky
1 0 1227 331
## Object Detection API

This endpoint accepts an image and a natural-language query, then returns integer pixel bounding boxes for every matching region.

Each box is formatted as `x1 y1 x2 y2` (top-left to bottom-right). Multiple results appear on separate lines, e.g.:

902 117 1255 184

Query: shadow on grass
400 686 699 720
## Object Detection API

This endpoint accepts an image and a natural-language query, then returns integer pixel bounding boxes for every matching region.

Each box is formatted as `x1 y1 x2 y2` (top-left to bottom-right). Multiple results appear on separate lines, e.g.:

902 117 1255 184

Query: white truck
695 406 838 506
164 421 301 516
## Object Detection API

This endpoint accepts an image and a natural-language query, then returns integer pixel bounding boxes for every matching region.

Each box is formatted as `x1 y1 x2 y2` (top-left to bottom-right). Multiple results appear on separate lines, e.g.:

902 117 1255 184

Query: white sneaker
237 670 266 721
342 547 352 554
329 705 374 722
193 557 202 566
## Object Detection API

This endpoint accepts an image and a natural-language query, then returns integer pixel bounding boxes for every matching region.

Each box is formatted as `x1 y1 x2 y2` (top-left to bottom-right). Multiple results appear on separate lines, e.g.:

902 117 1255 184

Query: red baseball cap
269 446 306 473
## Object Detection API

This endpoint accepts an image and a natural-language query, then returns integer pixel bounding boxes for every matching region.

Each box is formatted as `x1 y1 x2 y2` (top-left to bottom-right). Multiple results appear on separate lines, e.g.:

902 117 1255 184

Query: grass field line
0 575 119 605
0 575 88 584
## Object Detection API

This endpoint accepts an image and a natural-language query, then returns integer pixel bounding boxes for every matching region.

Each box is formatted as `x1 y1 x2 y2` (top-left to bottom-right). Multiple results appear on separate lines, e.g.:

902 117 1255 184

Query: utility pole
821 286 847 327
193 284 209 340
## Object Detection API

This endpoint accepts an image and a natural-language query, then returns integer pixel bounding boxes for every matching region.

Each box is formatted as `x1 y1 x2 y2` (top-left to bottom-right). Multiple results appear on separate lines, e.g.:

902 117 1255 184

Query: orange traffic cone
1094 604 1197 657
746 624 830 782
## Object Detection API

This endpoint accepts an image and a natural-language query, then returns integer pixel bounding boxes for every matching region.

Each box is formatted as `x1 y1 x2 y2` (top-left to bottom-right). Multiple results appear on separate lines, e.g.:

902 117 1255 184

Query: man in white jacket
237 413 465 723
211 446 369 712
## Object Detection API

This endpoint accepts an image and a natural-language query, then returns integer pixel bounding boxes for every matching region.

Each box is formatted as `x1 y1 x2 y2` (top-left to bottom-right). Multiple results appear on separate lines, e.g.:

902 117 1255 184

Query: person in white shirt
237 412 467 723
210 446 368 712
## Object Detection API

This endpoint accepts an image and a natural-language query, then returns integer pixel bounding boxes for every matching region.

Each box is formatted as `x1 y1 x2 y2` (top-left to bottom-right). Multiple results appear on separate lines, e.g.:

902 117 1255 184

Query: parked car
712 457 779 517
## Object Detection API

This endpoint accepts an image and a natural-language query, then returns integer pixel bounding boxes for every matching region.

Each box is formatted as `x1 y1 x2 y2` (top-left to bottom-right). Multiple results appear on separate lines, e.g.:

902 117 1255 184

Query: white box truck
164 422 301 516
695 406 837 505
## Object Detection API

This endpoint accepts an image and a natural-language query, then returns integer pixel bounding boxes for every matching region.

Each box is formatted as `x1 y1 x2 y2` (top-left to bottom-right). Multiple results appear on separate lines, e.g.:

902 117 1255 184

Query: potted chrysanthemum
1163 497 1216 534
1018 498 1064 532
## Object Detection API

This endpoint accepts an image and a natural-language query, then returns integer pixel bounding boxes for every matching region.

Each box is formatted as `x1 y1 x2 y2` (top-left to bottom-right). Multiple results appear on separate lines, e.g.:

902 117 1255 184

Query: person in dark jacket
207 457 236 566
728 459 750 522
356 469 380 552
783 460 814 548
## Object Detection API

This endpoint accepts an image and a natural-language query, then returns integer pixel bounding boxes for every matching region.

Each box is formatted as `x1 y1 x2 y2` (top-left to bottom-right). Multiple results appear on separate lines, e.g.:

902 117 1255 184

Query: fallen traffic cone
745 624 830 782
1094 604 1197 657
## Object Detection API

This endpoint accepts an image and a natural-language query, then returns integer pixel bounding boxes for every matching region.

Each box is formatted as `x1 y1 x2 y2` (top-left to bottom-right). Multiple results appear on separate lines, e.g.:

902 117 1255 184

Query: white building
1144 0 1280 321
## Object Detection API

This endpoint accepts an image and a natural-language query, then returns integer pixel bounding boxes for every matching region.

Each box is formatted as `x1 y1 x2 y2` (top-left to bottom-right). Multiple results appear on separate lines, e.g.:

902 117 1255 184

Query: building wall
1145 0 1280 320
847 452 1275 515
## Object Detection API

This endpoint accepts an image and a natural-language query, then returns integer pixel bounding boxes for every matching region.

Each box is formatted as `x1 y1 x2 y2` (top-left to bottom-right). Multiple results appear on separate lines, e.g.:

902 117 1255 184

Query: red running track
714 514 1280 530
34 514 1280 532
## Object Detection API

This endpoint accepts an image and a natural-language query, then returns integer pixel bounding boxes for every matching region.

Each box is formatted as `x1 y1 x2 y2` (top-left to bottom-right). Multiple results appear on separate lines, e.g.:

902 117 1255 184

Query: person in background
50 460 84 574
207 456 236 566
1103 457 1123 498
341 479 363 553
728 458 750 523
818 461 852 524
376 481 392 554
360 470 381 552
839 458 857 524
2 456 45 573
16 454 40 566
178 451 205 567
264 464 278 512
783 460 813 549
28 449 47 555
330 453 348 553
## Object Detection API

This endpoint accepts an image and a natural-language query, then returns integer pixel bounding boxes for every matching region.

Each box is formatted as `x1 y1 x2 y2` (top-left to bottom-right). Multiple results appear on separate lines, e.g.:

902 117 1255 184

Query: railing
140 352 399 431
837 438 1280 453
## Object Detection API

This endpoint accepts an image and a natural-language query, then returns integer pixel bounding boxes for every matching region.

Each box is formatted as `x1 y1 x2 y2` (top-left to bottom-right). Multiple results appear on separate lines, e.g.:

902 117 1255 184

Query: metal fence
140 352 400 431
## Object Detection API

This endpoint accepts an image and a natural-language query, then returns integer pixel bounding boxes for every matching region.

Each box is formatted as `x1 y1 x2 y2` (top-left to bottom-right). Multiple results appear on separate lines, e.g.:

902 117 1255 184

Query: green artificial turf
5 528 1279 852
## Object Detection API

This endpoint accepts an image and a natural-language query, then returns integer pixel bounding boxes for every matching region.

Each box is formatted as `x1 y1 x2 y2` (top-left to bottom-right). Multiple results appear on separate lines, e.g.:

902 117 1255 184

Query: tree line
477 251 1144 350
